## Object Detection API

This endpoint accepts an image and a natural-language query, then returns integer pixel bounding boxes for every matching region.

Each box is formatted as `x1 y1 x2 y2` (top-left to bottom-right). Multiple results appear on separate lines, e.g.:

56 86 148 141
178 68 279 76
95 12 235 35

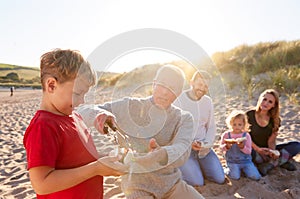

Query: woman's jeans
276 141 300 157
180 149 225 186
252 141 300 166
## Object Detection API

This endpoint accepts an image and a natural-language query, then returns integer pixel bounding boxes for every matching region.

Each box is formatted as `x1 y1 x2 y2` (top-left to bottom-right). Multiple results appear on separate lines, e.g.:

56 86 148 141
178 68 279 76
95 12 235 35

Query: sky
1 0 300 72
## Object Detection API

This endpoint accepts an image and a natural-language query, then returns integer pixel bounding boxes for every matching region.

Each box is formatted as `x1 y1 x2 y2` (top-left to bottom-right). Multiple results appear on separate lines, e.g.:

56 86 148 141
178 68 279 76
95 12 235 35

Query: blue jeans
227 161 261 180
252 141 300 166
276 141 300 157
180 149 225 186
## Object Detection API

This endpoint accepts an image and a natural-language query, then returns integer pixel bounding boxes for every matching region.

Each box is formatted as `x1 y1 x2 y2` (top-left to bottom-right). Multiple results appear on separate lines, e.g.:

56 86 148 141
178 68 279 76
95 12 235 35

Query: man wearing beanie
78 64 204 198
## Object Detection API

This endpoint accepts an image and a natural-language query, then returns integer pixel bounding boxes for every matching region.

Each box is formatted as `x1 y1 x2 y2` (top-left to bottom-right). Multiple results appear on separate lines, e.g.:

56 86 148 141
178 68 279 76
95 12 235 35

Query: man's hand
94 110 116 134
149 138 160 151
124 138 167 172
132 148 167 172
191 141 201 151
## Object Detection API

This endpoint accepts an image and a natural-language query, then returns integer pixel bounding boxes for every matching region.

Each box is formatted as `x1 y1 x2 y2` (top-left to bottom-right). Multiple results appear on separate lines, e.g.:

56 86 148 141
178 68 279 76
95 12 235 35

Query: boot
258 163 274 176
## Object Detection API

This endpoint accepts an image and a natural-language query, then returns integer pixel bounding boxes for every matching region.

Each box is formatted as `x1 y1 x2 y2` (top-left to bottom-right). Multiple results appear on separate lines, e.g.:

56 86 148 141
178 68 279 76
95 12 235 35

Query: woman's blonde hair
256 89 281 133
226 110 250 132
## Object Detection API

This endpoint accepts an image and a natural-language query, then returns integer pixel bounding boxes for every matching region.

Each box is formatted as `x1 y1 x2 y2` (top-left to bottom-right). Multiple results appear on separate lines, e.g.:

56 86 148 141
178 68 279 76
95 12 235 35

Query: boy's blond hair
226 110 250 132
40 49 96 90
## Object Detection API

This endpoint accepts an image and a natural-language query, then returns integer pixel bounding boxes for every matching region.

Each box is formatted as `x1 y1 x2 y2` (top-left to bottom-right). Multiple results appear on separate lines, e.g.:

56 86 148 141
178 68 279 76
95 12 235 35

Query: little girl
221 110 261 180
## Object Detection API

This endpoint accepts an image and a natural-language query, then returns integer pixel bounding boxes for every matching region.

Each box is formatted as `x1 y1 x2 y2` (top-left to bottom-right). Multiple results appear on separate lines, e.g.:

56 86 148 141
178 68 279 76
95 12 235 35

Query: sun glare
107 49 181 73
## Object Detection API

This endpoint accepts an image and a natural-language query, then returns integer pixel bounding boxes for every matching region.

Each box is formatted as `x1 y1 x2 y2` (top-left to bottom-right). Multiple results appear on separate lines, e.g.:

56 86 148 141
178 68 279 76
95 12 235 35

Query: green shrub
5 72 19 81
212 40 300 76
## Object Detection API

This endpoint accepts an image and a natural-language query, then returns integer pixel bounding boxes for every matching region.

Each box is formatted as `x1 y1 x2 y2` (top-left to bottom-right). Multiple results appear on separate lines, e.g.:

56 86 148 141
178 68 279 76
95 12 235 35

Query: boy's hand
97 156 129 176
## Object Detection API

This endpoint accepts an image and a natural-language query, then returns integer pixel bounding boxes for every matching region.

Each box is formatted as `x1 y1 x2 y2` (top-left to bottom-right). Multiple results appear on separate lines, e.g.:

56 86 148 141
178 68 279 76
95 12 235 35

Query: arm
220 131 232 151
29 156 127 195
134 112 193 170
251 141 270 157
267 131 277 150
268 131 279 159
220 132 227 151
77 103 115 134
202 99 216 144
163 111 194 167
25 110 127 195
133 145 169 171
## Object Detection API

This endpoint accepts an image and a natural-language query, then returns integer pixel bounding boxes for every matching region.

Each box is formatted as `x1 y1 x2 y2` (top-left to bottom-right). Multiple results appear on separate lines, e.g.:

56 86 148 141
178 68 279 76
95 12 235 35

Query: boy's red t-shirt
23 110 103 198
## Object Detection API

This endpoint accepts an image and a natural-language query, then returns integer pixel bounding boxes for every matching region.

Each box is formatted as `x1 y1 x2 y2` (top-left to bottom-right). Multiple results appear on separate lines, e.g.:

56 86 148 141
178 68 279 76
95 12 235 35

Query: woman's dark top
246 110 275 148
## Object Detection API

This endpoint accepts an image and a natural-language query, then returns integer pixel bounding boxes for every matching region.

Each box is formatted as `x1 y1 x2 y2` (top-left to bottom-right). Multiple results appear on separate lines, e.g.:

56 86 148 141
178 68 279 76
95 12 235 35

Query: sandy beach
0 88 299 199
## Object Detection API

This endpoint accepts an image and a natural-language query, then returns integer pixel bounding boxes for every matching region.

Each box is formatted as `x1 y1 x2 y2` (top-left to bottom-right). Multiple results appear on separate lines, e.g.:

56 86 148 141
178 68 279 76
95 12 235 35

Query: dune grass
211 40 300 103
0 63 40 87
1 40 299 102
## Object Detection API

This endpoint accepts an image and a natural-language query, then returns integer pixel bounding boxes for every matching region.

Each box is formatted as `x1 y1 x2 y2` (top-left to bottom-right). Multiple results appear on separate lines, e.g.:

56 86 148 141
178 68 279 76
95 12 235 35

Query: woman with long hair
247 89 300 176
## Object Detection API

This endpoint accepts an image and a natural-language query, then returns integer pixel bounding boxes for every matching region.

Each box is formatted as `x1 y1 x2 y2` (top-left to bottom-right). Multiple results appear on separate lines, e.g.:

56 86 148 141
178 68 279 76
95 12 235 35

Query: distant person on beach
23 49 127 198
247 89 300 176
78 65 204 198
10 86 14 96
220 110 261 181
173 71 225 186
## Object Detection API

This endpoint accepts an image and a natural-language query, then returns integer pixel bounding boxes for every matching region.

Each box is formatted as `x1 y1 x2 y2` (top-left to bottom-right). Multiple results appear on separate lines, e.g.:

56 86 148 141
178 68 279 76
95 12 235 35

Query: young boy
23 49 127 198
